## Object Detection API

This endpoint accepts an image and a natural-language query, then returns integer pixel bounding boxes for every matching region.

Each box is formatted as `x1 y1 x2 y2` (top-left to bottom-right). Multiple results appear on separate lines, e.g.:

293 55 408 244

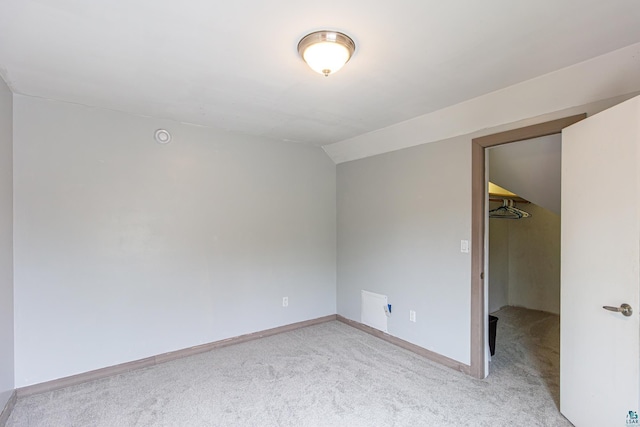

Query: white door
561 95 640 427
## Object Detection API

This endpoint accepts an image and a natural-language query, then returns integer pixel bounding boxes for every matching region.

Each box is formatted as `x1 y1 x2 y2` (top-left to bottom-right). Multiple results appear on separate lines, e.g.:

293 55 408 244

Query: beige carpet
7 307 572 426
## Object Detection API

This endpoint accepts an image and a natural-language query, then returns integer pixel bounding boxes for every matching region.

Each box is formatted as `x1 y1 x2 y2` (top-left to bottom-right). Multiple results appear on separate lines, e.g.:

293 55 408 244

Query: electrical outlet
282 297 288 307
409 310 416 322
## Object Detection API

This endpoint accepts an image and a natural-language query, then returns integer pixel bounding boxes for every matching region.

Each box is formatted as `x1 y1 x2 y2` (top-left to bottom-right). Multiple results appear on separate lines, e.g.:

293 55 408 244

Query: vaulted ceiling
1 1 639 148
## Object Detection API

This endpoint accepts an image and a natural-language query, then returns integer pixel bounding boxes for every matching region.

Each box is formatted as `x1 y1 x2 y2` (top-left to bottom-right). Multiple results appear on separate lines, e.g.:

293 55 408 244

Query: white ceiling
1 1 639 148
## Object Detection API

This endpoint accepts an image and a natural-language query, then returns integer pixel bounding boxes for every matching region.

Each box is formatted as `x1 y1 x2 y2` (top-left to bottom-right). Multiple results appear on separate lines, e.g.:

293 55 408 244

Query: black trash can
489 315 498 356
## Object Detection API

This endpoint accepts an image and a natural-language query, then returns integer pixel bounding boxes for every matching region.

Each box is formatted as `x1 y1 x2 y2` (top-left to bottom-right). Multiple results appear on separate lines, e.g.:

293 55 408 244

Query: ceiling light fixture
298 30 355 77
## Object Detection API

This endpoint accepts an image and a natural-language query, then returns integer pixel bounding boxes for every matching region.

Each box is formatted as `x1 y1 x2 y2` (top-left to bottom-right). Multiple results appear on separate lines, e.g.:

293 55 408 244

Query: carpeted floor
7 307 572 426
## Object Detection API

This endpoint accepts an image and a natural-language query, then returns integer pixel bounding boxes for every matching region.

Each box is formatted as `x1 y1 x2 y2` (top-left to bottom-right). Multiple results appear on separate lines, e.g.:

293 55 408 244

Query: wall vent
361 290 388 332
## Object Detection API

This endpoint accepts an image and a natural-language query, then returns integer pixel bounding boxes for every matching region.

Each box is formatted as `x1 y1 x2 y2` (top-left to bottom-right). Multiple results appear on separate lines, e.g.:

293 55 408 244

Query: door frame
468 113 586 378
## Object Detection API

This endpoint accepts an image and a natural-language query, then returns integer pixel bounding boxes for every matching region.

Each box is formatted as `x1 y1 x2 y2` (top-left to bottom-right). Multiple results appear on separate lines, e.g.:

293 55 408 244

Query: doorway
487 135 562 316
486 137 564 409
468 114 586 379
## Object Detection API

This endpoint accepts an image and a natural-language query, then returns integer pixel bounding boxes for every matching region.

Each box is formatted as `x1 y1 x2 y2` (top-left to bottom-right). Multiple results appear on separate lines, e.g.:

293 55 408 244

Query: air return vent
361 290 388 332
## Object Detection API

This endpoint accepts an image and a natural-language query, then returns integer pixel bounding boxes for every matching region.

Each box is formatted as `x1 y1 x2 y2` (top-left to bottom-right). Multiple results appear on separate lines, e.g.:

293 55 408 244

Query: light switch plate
461 240 470 253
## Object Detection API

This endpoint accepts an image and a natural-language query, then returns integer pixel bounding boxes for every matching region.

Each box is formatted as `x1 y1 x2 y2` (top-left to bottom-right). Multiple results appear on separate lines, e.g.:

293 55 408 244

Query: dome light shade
298 31 355 77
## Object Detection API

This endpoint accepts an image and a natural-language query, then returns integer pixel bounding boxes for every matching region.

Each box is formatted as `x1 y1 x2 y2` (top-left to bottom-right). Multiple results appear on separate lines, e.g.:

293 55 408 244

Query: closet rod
488 197 530 204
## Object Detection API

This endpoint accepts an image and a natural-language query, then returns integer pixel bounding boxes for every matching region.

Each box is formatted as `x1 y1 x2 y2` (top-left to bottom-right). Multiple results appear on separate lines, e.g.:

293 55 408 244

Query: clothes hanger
488 199 531 219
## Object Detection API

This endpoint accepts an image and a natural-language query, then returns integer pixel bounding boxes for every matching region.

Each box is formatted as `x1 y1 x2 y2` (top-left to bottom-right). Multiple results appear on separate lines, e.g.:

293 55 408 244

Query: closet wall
488 214 509 312
489 202 560 314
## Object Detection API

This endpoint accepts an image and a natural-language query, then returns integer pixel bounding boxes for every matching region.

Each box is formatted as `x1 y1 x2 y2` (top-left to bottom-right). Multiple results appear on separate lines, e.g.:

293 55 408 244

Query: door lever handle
603 303 633 317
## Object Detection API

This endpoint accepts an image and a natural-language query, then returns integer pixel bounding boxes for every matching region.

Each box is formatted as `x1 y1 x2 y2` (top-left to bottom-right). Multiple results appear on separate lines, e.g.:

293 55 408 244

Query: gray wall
337 138 472 364
0 76 14 408
336 94 638 372
12 95 337 387
489 203 560 314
